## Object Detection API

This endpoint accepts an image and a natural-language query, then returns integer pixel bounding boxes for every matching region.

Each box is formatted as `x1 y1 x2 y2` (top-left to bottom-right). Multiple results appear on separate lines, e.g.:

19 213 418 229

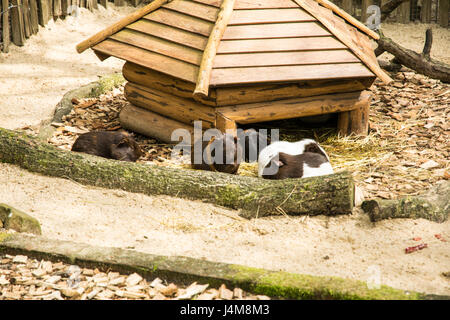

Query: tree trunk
376 32 450 83
0 128 354 218
380 0 410 22
361 182 449 223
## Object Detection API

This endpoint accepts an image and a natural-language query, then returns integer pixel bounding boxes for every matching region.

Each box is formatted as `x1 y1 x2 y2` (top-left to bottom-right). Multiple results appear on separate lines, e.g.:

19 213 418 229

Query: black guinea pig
237 129 271 163
261 152 334 180
71 131 143 162
191 132 242 174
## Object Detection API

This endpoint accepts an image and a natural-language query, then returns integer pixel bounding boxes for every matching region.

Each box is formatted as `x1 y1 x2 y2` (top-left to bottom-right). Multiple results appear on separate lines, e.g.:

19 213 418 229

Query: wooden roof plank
210 63 374 85
128 20 208 51
163 0 220 22
76 0 168 53
228 8 315 25
315 0 380 40
192 0 221 7
93 39 198 83
144 8 213 37
112 29 203 65
292 0 392 84
222 22 331 39
234 0 298 9
213 49 360 68
217 36 347 53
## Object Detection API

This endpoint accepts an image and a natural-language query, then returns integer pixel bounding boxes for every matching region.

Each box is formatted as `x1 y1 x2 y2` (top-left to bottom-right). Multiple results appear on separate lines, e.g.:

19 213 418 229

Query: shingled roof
77 0 392 96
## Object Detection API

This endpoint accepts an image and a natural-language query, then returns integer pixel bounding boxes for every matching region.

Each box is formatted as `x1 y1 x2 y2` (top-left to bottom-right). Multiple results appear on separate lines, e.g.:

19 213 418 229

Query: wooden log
421 0 432 23
194 0 236 98
217 90 372 125
380 0 410 22
215 78 375 106
1 0 10 52
362 182 449 223
376 32 450 83
76 0 168 53
0 127 355 218
215 112 237 137
119 104 196 144
122 62 217 107
10 0 26 46
337 97 370 136
439 0 449 27
315 0 380 40
29 0 39 33
37 0 51 26
124 82 216 129
99 0 107 8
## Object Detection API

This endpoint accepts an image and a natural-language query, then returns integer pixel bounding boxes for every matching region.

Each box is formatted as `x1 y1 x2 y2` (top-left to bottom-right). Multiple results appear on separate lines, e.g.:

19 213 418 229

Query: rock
126 273 143 286
0 204 42 235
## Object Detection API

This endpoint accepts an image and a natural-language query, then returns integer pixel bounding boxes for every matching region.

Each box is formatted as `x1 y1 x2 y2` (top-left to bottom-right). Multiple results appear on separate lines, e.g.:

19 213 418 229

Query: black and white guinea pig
237 129 271 163
258 139 333 179
191 132 242 174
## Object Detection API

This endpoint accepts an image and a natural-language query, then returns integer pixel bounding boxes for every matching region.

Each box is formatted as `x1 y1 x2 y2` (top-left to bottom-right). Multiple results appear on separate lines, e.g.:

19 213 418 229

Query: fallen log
0 128 354 218
376 29 450 83
361 181 449 223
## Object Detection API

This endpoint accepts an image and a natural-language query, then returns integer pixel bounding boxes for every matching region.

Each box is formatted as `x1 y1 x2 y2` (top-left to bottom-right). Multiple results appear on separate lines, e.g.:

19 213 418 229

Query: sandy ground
0 6 449 296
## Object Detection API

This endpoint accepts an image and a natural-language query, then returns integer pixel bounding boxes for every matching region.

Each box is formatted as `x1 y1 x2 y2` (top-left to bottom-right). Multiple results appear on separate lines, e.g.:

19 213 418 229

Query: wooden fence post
342 0 352 15
400 0 410 23
421 0 432 23
10 0 26 46
1 0 11 52
439 0 449 27
361 0 374 23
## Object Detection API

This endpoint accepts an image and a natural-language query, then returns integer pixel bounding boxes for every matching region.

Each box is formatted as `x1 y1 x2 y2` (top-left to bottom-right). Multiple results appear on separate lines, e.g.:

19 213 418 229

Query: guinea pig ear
116 137 130 148
275 159 285 167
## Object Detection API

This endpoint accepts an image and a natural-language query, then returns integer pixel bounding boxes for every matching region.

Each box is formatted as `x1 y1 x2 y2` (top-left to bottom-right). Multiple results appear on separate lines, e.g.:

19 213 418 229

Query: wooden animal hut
77 0 392 142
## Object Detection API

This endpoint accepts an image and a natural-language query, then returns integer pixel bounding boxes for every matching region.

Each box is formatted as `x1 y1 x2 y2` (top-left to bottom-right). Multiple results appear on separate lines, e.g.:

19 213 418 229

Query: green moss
89 73 126 98
0 232 12 243
227 265 422 300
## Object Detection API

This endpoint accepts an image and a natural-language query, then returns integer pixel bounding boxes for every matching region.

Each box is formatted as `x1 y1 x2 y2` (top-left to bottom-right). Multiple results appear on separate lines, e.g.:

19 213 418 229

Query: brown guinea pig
71 131 142 162
238 128 271 163
191 132 242 174
261 152 333 180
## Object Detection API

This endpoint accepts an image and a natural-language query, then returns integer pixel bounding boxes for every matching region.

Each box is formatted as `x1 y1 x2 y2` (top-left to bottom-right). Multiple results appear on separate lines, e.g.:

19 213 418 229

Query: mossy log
0 128 354 218
361 182 449 223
